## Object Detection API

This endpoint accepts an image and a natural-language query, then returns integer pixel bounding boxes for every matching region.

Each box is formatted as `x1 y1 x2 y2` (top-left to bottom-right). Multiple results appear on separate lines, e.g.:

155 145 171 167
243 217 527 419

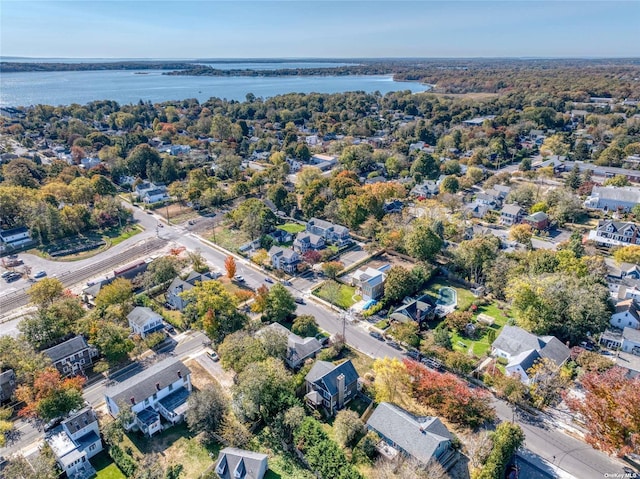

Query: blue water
0 68 429 107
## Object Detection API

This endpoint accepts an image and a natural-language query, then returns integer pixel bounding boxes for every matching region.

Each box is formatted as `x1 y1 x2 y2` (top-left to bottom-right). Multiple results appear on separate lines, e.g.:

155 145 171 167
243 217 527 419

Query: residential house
166 271 217 312
566 162 640 183
0 226 32 249
584 186 640 212
615 328 640 379
266 229 293 245
523 211 550 230
383 200 404 214
0 369 16 403
268 246 300 274
475 191 502 209
610 299 640 330
499 205 523 226
493 184 511 199
462 116 495 127
214 448 268 479
306 218 351 246
293 232 325 254
621 327 640 354
463 201 491 219
411 179 440 199
366 402 453 467
127 307 165 338
309 154 337 171
45 407 102 479
588 220 640 248
304 360 360 416
79 157 101 170
258 323 322 369
46 408 103 479
134 182 169 204
350 264 391 301
104 357 192 436
491 326 570 384
43 336 98 377
390 295 435 326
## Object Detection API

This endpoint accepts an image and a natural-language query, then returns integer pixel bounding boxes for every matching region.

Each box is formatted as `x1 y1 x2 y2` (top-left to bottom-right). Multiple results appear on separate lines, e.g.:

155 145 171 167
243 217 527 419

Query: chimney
177 370 182 379
336 373 345 409
130 396 135 405
156 382 161 391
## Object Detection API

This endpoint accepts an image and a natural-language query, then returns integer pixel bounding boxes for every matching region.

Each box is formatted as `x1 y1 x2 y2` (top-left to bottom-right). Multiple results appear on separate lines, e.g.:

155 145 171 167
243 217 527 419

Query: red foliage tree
16 368 85 420
403 359 495 428
303 250 322 265
564 367 640 456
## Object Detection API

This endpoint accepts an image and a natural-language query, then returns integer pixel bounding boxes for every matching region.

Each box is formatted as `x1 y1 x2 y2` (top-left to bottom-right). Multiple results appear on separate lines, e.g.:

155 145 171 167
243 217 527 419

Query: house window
144 399 149 405
168 384 173 391
89 444 96 451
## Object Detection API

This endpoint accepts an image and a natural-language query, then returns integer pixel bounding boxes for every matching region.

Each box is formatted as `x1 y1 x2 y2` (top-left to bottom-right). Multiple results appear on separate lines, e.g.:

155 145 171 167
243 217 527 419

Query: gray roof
492 326 569 366
591 186 640 204
306 360 359 396
62 407 98 435
42 336 90 363
268 246 298 261
127 307 163 329
501 204 522 215
508 349 541 372
367 402 452 464
624 327 640 343
215 447 268 479
260 323 322 366
105 357 190 406
295 232 324 246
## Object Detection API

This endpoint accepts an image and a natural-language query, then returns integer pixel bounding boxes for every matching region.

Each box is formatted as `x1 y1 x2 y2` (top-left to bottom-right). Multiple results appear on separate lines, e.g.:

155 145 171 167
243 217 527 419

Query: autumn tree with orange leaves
565 367 640 456
404 359 495 428
225 255 237 279
16 368 85 421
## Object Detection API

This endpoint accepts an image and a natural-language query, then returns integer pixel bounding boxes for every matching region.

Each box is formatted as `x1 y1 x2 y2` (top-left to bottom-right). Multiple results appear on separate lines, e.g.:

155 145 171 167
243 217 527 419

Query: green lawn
450 302 511 356
374 319 389 330
278 223 306 234
211 224 251 252
106 225 143 246
92 452 126 479
422 277 476 311
315 282 360 309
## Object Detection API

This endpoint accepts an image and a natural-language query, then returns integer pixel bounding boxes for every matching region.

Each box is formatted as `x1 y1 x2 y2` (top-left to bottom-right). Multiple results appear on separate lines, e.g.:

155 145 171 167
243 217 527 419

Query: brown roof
615 299 640 321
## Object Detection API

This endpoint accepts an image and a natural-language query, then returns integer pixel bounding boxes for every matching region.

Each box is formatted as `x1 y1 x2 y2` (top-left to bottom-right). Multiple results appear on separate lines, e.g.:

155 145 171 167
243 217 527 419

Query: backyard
277 223 306 234
93 452 125 479
450 302 511 356
314 281 360 309
422 277 476 311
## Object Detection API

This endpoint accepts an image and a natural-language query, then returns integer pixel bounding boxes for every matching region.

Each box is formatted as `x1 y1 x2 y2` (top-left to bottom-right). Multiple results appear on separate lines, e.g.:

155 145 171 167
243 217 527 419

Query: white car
234 275 245 282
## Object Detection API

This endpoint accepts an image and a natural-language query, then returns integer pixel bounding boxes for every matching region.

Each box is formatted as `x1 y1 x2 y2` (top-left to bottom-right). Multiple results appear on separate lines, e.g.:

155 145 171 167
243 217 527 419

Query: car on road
146 210 153 214
294 297 305 305
264 277 274 283
4 272 21 283
281 280 292 286
43 416 64 432
387 341 402 350
208 351 219 362
34 271 47 279
369 331 384 341
1 271 12 279
405 350 421 360
234 275 245 282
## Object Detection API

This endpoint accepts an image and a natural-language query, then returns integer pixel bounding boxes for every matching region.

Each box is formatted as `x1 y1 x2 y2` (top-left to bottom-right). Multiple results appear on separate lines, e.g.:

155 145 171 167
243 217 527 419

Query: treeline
0 61 195 73
165 64 397 77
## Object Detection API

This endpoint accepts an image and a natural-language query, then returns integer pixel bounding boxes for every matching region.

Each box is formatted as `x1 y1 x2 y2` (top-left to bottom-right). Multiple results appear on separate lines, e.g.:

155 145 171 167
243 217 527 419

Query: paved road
0 207 632 479
1 330 208 457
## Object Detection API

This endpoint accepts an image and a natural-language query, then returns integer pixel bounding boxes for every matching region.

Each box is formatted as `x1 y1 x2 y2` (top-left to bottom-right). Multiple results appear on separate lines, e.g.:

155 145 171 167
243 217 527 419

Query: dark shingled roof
62 408 98 434
305 359 359 396
215 447 268 479
42 336 89 363
105 357 190 406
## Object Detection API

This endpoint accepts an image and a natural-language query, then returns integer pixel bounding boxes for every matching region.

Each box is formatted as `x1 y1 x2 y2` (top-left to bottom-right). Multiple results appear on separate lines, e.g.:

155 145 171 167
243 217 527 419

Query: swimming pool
437 287 457 307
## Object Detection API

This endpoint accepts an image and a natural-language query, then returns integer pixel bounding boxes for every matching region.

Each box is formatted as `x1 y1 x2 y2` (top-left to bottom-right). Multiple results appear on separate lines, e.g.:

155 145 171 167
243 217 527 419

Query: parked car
281 280 292 286
5 273 21 283
1 271 12 279
234 275 245 282
34 271 47 279
164 323 176 335
264 277 274 283
208 351 219 362
316 334 330 346
405 350 421 360
294 297 305 305
43 416 63 432
369 331 384 341
387 341 402 350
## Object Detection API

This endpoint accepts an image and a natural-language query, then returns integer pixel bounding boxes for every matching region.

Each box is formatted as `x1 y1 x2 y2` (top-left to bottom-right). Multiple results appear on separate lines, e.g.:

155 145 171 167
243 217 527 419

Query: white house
127 306 165 338
491 326 570 384
350 264 390 301
46 408 103 479
499 205 523 226
104 357 192 436
588 220 640 248
621 327 640 354
268 246 300 273
293 232 325 253
611 299 640 330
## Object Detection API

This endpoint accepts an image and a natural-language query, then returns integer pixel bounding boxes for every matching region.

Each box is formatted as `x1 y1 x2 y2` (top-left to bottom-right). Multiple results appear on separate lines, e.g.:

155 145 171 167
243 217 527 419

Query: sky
1 1 639 59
